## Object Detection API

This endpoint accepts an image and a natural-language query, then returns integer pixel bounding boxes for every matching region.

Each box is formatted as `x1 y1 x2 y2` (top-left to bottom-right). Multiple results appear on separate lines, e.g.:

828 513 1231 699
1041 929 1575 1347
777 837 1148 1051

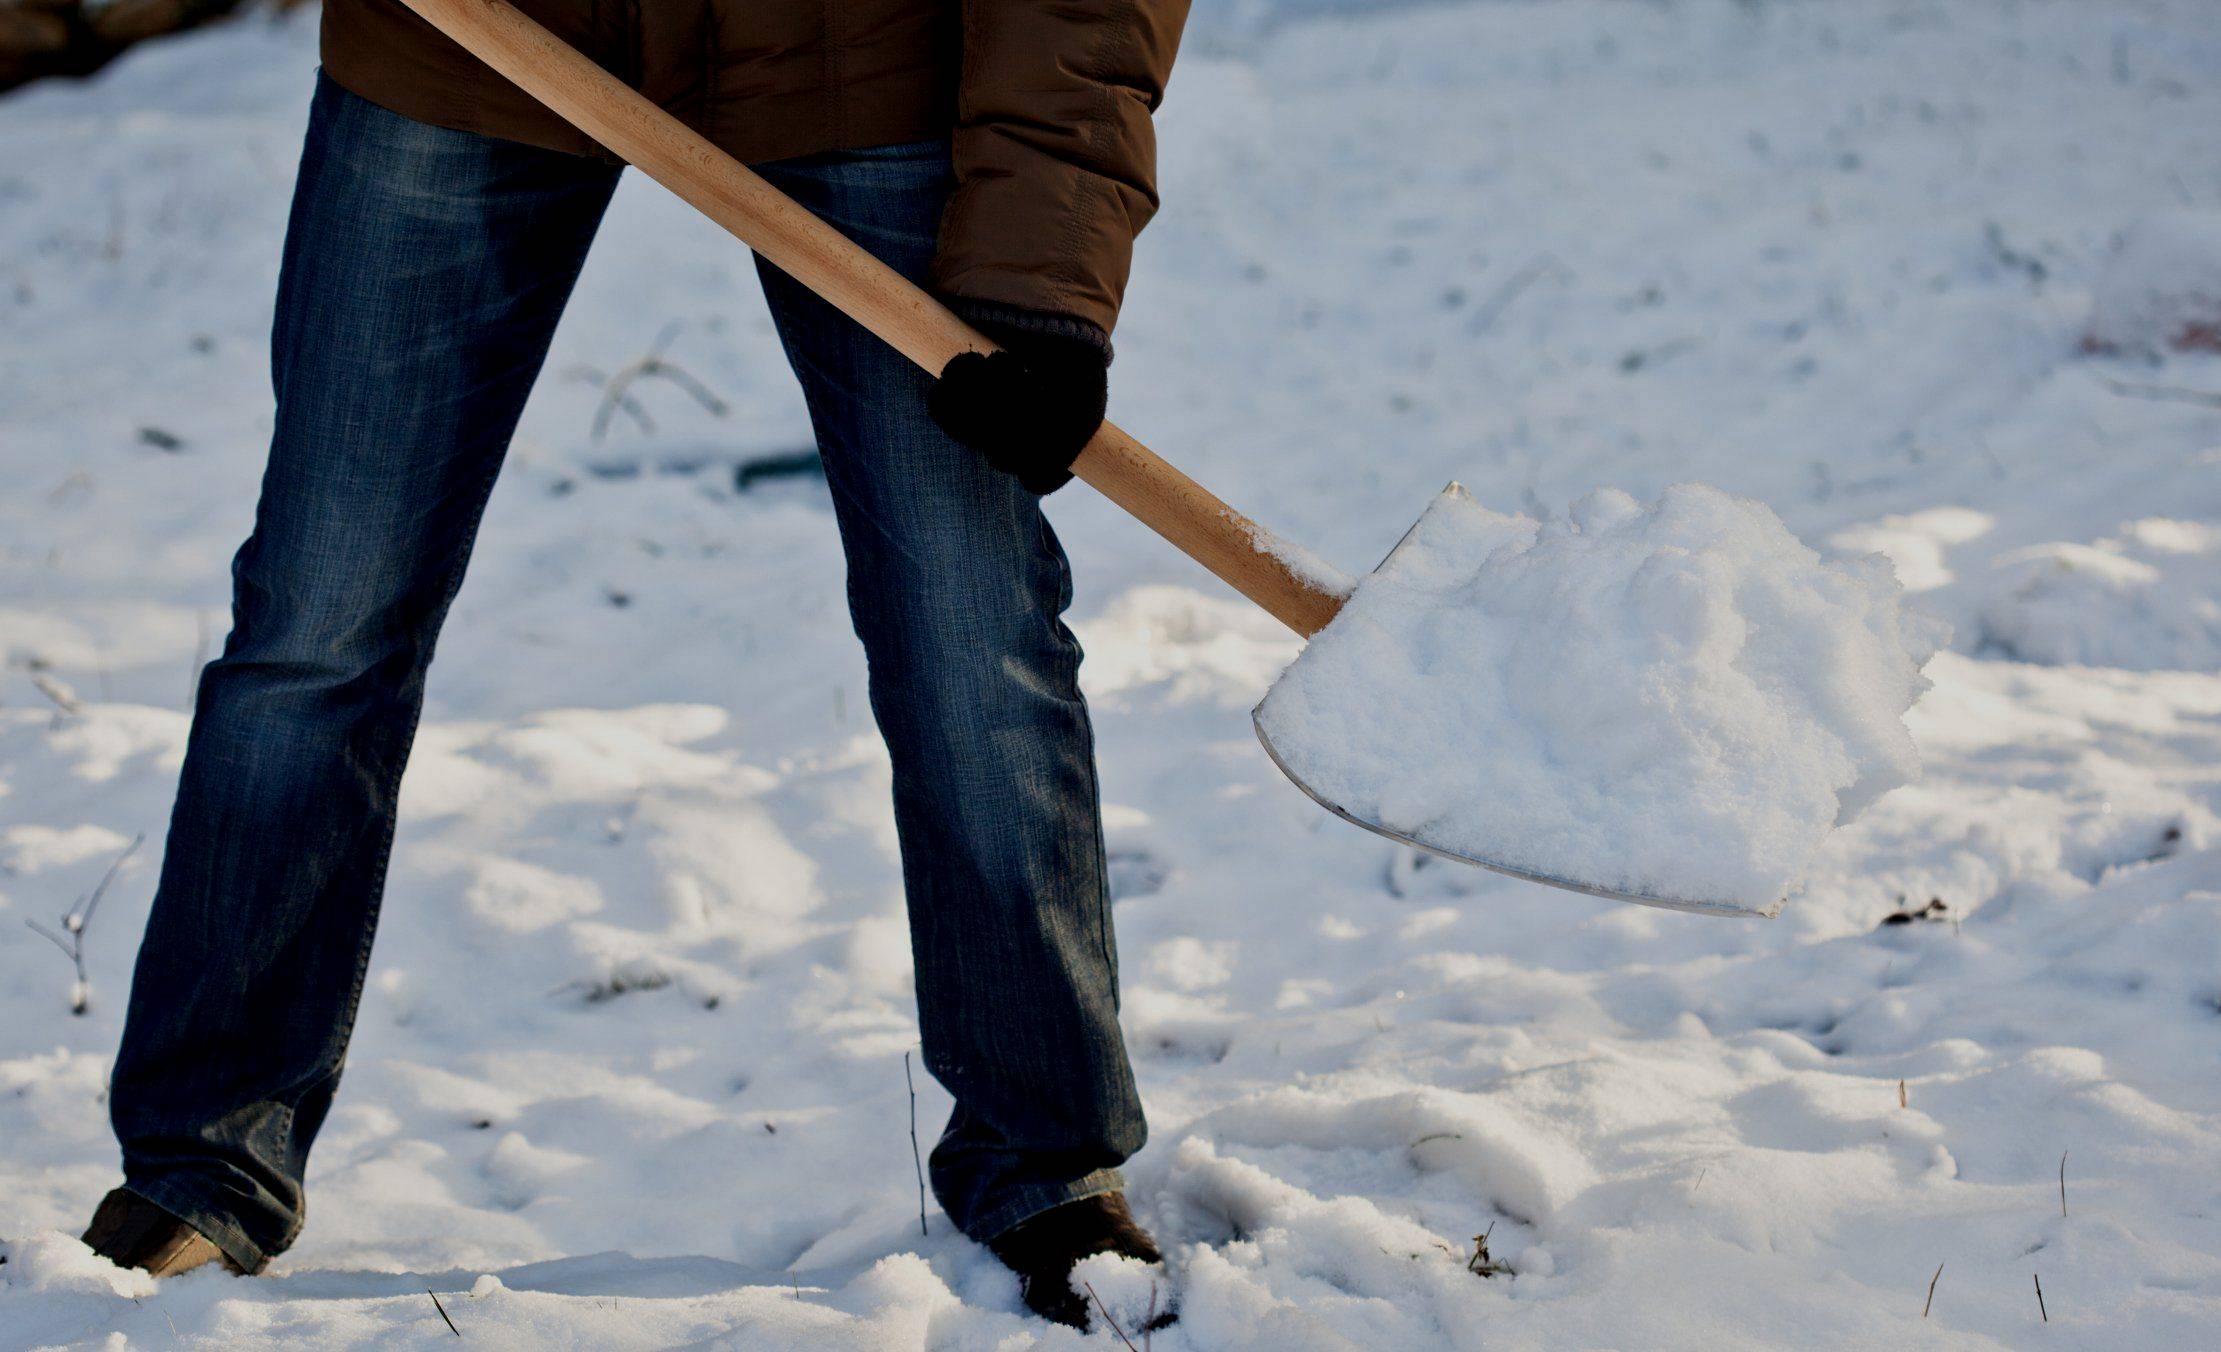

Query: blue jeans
107 74 1143 1272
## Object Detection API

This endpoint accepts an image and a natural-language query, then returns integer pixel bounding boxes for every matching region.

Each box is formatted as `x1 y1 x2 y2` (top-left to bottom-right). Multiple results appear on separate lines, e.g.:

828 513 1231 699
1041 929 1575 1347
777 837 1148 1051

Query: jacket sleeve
930 0 1192 339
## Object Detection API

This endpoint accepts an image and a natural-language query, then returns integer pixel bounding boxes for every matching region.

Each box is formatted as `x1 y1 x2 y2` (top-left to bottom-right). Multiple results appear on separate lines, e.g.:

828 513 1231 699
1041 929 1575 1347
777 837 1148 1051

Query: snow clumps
1255 484 1943 914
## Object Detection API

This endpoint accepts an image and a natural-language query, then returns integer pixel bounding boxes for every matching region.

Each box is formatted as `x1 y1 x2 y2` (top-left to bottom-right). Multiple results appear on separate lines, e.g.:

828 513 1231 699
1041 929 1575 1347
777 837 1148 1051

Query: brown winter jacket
321 0 1191 338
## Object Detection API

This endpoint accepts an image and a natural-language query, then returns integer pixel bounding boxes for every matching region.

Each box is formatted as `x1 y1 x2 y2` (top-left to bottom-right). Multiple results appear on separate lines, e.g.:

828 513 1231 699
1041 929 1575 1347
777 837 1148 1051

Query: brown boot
81 1188 246 1278
987 1192 1170 1330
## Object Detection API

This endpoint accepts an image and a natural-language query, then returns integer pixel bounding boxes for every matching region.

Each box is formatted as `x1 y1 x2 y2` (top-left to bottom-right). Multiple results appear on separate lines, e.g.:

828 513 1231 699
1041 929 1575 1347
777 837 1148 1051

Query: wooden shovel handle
398 0 1345 637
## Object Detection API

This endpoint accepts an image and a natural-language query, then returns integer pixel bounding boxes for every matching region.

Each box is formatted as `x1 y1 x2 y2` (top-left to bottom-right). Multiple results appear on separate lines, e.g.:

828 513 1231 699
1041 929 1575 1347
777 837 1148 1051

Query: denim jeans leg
753 142 1147 1242
107 73 619 1272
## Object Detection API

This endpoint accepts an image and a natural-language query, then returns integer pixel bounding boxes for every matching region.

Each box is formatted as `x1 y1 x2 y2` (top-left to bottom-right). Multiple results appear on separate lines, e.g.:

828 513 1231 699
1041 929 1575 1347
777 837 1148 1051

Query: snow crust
1258 484 1941 912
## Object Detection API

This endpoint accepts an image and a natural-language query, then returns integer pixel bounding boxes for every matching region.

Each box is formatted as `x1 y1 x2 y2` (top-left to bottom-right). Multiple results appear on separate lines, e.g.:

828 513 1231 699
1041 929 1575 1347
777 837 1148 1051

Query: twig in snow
48 471 95 505
2059 1151 2068 1218
1983 221 2048 287
1145 1283 1159 1351
1466 1222 1511 1277
1083 1282 1140 1351
1618 334 1706 374
904 1051 928 1237
2034 1273 2048 1322
568 366 654 435
578 323 730 442
1468 253 1571 333
25 833 142 1015
1881 896 1949 927
82 834 141 927
2092 372 2221 410
32 672 81 717
1899 1079 1908 1109
427 1288 461 1337
1923 1261 1945 1318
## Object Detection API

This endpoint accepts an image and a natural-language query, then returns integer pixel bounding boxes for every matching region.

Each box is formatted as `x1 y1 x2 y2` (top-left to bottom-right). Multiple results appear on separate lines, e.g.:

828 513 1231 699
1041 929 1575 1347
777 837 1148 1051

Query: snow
2085 213 2221 356
1239 516 1357 600
1256 482 1941 913
1974 517 2221 671
6 0 2221 1347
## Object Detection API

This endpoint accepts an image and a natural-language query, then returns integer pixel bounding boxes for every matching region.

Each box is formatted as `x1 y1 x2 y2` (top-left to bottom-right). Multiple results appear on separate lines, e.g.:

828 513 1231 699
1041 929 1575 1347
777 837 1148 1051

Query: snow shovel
400 0 1759 915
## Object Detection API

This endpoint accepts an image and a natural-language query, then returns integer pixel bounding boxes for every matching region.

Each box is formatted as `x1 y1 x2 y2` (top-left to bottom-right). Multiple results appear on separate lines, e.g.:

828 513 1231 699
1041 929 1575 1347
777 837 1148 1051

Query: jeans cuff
969 1166 1127 1244
122 1175 276 1275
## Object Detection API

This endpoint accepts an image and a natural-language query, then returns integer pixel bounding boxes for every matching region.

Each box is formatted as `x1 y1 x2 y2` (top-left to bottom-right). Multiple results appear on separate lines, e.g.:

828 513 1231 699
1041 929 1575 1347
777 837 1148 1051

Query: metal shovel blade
1251 485 1780 919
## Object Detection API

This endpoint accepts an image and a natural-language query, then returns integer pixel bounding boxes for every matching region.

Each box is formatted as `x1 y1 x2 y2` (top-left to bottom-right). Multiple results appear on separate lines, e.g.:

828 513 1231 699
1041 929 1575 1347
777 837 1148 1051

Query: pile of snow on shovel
1258 484 1946 913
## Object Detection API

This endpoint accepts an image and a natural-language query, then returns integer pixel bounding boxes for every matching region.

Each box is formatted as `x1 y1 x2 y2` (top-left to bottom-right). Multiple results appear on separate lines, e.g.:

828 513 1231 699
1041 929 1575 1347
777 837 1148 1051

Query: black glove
928 309 1110 496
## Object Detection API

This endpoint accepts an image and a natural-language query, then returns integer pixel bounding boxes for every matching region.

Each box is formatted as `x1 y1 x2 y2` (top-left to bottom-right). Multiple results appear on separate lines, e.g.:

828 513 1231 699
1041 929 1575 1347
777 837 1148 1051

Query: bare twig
1618 334 1706 373
427 1288 460 1337
77 832 138 934
567 367 654 435
25 919 77 960
2059 1151 2068 1218
904 1051 928 1237
2034 1273 2048 1322
1923 1261 1944 1318
642 360 726 418
25 833 142 1014
1083 1282 1140 1352
1468 253 1571 332
32 672 81 716
579 324 729 441
1899 1079 1908 1109
47 471 95 505
1466 1222 1511 1277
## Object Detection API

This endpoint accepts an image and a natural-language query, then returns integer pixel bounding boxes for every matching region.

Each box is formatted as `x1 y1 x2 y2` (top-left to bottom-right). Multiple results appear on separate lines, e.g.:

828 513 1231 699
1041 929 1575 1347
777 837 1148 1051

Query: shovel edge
1252 710 1783 919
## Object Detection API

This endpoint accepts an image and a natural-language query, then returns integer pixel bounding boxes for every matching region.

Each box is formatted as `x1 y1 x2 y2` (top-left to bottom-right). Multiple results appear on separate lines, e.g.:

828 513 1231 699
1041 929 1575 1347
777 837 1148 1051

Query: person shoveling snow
80 0 1185 1330
72 0 1940 1336
1257 483 1945 915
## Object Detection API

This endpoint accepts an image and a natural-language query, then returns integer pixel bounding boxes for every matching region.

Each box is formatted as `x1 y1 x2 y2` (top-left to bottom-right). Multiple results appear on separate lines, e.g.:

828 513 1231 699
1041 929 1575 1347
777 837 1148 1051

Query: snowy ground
5 1 2221 1346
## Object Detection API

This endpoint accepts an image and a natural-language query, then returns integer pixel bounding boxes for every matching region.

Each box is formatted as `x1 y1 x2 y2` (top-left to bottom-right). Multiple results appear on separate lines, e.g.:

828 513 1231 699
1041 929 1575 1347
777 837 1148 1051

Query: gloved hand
928 311 1110 496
